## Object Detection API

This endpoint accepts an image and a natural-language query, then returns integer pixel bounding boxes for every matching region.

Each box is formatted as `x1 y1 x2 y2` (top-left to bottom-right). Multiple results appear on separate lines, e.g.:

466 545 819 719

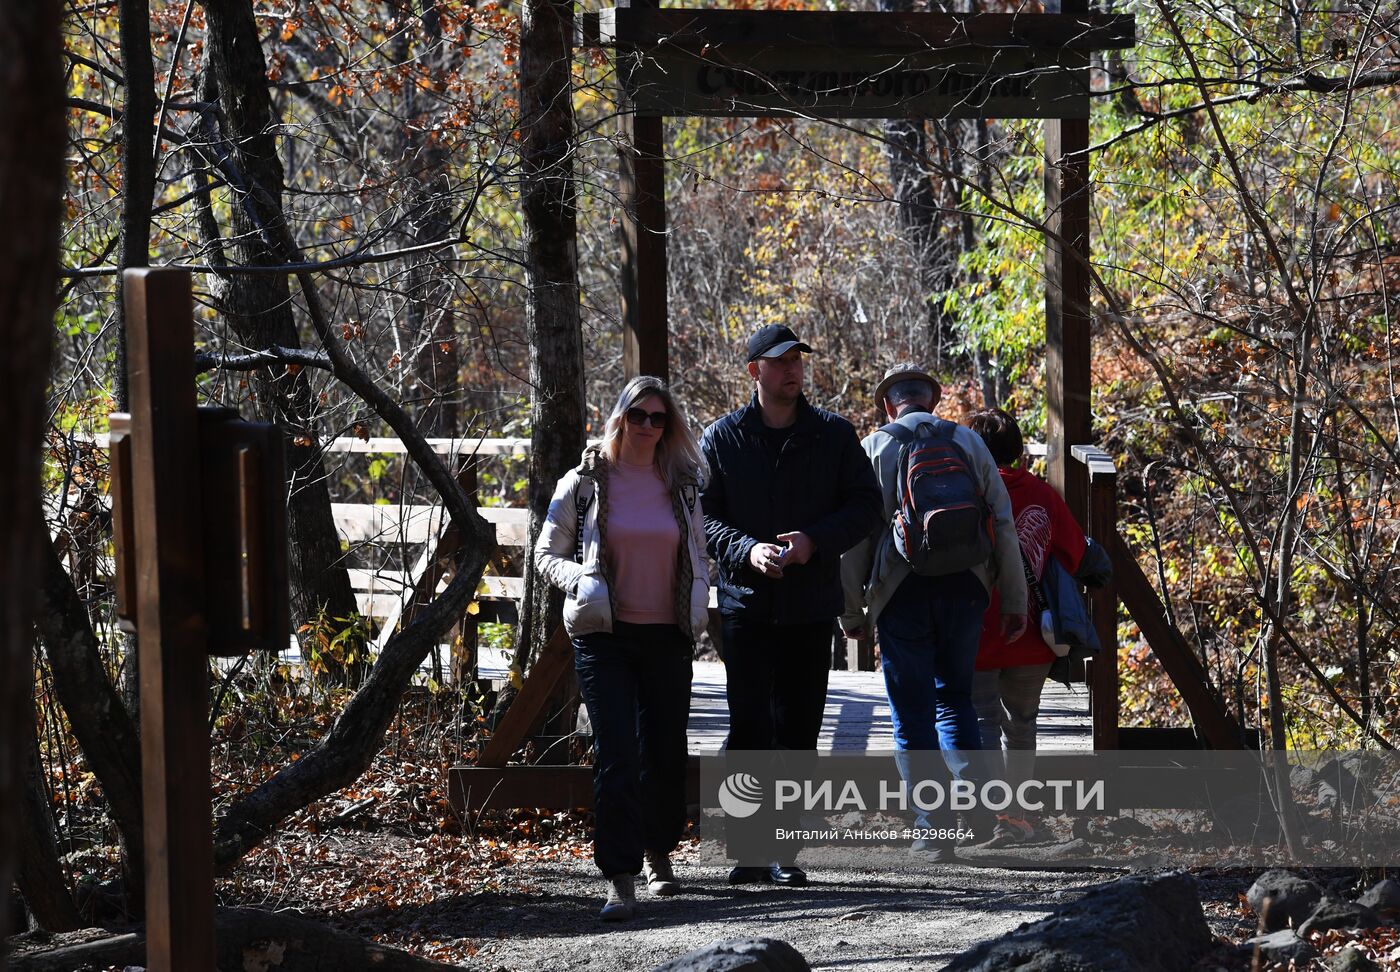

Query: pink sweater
606 460 680 624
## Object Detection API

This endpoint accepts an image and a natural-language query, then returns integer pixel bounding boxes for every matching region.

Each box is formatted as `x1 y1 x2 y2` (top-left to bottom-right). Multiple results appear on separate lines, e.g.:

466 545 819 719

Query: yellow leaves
280 18 301 41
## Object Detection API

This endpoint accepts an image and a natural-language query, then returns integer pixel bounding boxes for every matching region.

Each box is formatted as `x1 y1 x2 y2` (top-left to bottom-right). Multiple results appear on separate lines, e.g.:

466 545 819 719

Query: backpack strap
574 477 595 564
881 418 952 443
929 418 958 440
879 421 914 444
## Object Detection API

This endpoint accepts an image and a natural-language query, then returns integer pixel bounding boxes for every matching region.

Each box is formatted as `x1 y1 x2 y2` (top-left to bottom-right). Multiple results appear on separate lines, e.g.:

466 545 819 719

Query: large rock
1326 946 1380 972
1297 896 1383 938
942 872 1213 972
1240 929 1318 965
1357 878 1400 913
652 937 810 972
1246 869 1324 931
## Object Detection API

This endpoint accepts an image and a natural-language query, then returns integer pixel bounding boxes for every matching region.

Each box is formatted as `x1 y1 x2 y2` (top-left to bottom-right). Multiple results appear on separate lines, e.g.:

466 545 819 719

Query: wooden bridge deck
478 653 1092 754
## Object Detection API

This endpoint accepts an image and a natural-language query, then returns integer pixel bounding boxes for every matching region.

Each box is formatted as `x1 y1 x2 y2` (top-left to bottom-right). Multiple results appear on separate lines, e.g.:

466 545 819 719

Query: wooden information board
581 7 1135 120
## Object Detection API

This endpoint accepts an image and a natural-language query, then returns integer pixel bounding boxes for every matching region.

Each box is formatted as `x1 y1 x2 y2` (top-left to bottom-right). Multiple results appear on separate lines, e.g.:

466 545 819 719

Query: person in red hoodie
967 408 1087 847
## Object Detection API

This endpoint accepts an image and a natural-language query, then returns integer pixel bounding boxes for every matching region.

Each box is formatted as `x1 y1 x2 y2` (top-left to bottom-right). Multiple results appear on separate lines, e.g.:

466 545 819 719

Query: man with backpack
839 363 1026 857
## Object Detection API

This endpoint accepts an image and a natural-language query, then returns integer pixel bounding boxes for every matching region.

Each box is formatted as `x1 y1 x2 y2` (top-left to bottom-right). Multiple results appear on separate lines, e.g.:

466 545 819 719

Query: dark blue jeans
877 570 989 828
573 622 693 878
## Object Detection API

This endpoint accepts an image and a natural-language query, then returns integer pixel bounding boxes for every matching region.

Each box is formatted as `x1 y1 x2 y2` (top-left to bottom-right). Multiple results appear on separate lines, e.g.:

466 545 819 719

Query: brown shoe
600 875 637 921
643 852 680 896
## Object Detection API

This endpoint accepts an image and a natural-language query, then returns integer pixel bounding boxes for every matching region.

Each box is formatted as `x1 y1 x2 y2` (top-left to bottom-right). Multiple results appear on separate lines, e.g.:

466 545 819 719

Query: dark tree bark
34 537 144 887
391 0 462 440
0 0 65 950
195 0 360 658
512 0 586 696
10 908 459 972
16 729 81 932
113 0 156 411
877 0 967 371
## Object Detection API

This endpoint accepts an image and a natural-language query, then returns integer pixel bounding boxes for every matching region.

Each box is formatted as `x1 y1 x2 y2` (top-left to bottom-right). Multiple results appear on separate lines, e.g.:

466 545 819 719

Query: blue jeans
573 622 693 878
877 571 989 827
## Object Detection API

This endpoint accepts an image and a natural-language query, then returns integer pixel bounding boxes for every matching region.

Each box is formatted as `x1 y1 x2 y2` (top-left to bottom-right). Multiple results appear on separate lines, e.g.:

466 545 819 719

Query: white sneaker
643 851 680 896
600 875 637 921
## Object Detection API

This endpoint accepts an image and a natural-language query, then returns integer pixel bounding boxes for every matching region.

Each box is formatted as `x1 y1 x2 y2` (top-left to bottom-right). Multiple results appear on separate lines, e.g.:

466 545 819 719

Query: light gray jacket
535 450 712 641
839 409 1027 630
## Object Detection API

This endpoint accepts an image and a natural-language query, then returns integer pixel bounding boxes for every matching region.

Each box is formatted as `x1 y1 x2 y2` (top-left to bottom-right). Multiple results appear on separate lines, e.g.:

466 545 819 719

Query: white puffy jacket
534 454 712 641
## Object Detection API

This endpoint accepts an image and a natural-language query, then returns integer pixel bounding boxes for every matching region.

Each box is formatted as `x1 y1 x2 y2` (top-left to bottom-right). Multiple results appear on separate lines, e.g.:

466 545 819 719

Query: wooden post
1073 445 1119 750
1044 0 1092 524
618 0 668 380
124 268 217 972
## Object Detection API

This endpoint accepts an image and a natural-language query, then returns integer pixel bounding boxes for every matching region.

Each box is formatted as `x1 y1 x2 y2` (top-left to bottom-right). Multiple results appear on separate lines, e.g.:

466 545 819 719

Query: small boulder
1246 869 1324 931
652 937 810 972
1357 878 1400 914
1241 929 1317 964
1326 946 1379 972
1315 757 1369 811
942 871 1212 972
1297 896 1383 938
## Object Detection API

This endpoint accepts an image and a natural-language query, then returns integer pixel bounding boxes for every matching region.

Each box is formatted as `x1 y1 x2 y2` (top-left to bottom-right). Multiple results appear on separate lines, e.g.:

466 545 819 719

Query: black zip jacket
700 393 882 624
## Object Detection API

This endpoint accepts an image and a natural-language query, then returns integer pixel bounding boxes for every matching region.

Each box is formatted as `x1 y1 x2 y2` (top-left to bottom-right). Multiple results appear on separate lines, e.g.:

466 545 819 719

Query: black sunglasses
625 407 668 429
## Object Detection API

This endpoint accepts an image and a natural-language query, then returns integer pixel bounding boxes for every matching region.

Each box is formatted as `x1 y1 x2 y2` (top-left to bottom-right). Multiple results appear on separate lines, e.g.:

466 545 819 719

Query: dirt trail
389 852 1244 971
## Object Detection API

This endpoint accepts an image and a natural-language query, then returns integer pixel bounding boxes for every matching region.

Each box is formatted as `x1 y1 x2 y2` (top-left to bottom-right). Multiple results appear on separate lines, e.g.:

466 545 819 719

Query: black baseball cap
747 325 813 362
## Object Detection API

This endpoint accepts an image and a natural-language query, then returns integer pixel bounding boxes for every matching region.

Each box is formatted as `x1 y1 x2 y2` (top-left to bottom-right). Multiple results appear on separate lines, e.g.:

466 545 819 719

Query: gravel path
415 851 1163 971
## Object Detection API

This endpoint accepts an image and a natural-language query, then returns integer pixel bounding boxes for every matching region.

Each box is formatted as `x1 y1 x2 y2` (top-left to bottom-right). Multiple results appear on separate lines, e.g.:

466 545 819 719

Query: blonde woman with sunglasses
534 375 711 921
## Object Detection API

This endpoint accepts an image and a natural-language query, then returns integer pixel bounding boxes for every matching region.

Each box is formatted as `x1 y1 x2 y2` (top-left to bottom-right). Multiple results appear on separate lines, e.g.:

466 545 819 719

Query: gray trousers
972 662 1053 814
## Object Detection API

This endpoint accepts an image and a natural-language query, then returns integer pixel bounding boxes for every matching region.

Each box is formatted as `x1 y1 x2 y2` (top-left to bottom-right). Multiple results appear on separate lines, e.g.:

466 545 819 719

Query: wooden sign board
579 7 1135 120
110 405 289 656
623 46 1087 120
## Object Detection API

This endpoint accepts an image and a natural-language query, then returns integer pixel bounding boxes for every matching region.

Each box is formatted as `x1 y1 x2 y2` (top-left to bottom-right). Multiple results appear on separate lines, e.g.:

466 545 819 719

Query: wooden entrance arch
454 4 1246 817
582 0 1130 518
568 4 1247 751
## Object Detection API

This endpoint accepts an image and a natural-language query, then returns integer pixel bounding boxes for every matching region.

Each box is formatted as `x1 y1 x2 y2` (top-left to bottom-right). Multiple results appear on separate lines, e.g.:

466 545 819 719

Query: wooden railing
1069 444 1247 750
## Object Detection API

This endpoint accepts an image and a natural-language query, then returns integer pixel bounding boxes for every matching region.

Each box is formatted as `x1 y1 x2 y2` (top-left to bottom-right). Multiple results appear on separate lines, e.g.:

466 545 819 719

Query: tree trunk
35 536 144 890
10 907 459 972
513 0 586 696
392 0 461 441
877 0 968 371
0 0 65 948
16 729 81 932
113 0 155 412
195 0 360 666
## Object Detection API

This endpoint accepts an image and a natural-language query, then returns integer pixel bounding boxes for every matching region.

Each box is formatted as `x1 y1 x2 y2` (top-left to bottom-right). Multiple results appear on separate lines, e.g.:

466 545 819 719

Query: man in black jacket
701 325 883 885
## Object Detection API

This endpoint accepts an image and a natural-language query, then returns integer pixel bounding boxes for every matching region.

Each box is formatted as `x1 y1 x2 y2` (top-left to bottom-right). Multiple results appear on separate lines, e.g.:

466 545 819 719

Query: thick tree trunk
0 0 65 950
513 0 586 705
196 0 360 658
113 0 155 411
16 730 81 932
392 0 461 441
35 537 144 888
877 0 968 371
9 908 459 972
